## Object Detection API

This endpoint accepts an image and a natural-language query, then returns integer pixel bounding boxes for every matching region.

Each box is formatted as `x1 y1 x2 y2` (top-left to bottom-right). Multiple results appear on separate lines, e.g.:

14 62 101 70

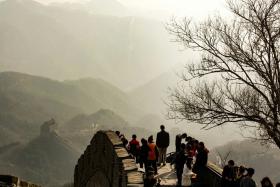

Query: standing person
175 133 187 152
139 138 150 170
192 142 208 186
240 168 256 187
235 166 247 187
156 125 170 166
221 160 236 187
147 136 159 175
128 134 140 160
144 167 161 187
261 177 274 187
116 131 128 148
173 143 187 186
182 144 194 186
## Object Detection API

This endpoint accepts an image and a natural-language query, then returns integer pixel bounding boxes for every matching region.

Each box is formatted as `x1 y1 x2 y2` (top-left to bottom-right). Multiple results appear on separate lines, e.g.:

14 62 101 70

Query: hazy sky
36 0 228 20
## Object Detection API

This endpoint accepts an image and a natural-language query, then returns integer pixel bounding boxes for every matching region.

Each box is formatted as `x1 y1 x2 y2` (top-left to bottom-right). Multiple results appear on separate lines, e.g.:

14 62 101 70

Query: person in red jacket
147 135 159 175
128 134 140 160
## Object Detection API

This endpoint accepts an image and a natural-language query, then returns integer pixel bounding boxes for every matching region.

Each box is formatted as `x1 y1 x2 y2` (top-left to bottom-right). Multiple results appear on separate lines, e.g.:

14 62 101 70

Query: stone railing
74 131 143 187
0 175 41 187
204 162 223 187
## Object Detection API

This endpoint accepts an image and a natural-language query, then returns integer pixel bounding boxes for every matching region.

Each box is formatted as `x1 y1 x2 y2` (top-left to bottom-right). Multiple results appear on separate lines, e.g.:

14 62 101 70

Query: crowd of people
115 127 280 187
222 160 280 187
115 125 209 187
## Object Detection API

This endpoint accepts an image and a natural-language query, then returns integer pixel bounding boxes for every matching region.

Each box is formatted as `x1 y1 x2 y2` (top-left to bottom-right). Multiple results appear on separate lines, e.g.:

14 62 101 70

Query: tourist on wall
175 133 187 152
128 134 140 161
261 177 274 187
192 142 208 186
139 138 150 170
182 144 195 186
156 125 170 166
172 143 187 186
147 135 159 175
144 167 161 187
235 166 247 187
240 168 256 187
221 160 236 187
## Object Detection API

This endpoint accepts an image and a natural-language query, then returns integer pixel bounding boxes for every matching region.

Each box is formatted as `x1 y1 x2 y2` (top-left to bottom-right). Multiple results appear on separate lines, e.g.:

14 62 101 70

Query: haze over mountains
0 0 187 90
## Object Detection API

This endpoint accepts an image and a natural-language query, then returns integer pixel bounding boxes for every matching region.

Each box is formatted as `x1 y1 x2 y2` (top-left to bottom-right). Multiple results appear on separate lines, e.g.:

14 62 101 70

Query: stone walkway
156 164 177 186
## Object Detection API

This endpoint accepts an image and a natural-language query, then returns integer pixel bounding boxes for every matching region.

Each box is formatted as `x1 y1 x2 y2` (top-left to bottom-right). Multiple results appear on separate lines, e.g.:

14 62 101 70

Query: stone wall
0 175 41 187
74 131 143 187
204 162 223 187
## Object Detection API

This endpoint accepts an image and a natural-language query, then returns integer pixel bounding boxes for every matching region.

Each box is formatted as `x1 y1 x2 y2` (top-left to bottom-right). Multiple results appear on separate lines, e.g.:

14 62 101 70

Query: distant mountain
0 71 144 147
51 0 129 17
0 0 186 89
0 71 141 119
129 70 180 115
0 120 80 187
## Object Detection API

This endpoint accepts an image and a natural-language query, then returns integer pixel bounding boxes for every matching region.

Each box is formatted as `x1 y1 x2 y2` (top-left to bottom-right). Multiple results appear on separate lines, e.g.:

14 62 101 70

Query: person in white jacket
182 144 195 186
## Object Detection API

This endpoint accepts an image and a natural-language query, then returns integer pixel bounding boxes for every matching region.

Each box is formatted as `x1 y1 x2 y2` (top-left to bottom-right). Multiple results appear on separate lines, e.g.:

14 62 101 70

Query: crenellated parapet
74 131 143 187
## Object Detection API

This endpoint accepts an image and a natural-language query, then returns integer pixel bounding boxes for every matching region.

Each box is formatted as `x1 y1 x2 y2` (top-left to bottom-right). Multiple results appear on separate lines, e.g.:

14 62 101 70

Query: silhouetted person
192 142 208 186
128 134 140 160
175 133 187 152
140 138 150 169
144 167 160 187
240 168 256 187
115 131 128 147
276 183 280 187
261 177 273 187
147 136 159 175
156 125 170 166
173 143 187 186
222 160 236 187
235 166 246 187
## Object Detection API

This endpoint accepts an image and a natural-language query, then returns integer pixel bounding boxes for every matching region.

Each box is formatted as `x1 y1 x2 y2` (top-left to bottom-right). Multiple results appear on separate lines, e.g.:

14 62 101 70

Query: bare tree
167 0 280 148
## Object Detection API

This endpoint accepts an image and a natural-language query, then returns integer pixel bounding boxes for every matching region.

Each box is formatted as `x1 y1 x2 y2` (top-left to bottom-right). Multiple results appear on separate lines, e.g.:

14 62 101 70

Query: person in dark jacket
156 125 170 166
175 133 187 153
173 143 187 186
235 166 246 187
140 138 150 169
221 160 235 187
144 167 160 187
240 168 256 187
261 177 273 187
192 142 208 186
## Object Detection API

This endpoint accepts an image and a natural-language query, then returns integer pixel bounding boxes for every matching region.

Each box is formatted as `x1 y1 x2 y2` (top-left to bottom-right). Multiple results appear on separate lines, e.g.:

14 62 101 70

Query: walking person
240 168 256 187
147 136 159 175
221 160 236 187
156 125 170 166
128 134 140 161
261 177 273 187
139 138 150 170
